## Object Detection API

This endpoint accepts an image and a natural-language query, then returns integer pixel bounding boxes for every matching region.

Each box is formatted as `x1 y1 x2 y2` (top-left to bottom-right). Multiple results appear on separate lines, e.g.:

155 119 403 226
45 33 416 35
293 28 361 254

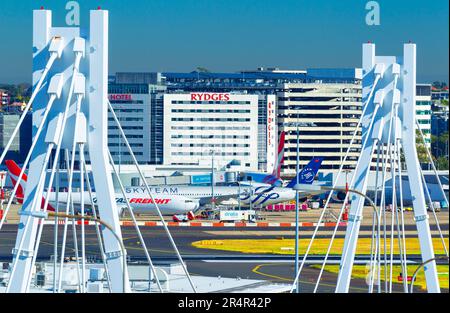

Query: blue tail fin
286 157 323 188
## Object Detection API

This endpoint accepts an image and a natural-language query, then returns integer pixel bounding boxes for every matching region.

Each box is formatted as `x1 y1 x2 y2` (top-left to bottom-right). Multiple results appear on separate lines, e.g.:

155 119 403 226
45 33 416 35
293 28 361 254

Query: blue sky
0 0 448 83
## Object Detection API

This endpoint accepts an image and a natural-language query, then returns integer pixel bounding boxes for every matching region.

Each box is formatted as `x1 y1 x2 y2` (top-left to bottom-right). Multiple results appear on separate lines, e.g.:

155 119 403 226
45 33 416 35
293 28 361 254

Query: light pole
286 120 313 293
211 150 215 210
206 149 219 211
237 171 241 210
294 121 300 293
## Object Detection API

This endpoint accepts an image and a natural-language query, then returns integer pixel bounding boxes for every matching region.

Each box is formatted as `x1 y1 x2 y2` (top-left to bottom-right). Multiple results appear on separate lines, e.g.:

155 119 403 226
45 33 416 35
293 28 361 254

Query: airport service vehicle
219 210 256 223
5 160 199 215
172 211 196 222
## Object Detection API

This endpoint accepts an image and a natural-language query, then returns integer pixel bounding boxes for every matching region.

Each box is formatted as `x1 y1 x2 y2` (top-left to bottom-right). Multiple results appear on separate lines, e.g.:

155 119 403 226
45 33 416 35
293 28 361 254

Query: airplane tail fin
187 211 195 221
5 160 27 204
271 131 285 179
286 157 323 188
5 160 55 211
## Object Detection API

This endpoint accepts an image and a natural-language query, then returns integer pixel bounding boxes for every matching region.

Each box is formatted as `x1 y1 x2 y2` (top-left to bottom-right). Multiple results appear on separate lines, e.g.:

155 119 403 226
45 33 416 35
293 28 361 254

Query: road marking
251 263 369 292
252 263 293 282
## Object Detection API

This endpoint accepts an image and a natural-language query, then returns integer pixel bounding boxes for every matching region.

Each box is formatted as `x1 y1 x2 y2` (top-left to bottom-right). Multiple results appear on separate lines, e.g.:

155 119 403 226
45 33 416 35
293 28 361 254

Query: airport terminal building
107 83 166 165
107 76 277 173
105 69 431 178
163 92 260 171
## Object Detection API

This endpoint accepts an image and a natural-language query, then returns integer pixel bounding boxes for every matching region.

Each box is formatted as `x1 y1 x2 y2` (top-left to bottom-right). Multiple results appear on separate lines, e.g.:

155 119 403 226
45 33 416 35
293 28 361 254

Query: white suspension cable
379 143 389 293
6 143 54 292
81 157 113 292
79 143 86 292
107 150 163 293
322 144 378 292
0 51 59 167
369 140 381 293
391 108 408 293
419 164 449 257
291 78 382 293
57 101 84 292
415 119 449 207
108 100 197 293
24 143 57 292
54 51 83 292
388 141 396 293
0 93 58 230
396 141 409 292
65 149 83 293
53 157 60 292
316 100 384 292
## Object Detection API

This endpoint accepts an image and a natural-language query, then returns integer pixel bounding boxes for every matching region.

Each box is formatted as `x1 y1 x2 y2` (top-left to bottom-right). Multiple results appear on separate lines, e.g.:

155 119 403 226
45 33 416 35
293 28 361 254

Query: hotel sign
266 95 277 173
190 93 230 101
109 94 132 101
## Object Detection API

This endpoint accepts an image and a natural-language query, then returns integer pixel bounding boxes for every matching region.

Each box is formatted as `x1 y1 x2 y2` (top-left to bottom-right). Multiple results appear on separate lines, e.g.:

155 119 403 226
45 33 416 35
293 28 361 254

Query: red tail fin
271 131 285 179
5 160 27 203
5 160 55 211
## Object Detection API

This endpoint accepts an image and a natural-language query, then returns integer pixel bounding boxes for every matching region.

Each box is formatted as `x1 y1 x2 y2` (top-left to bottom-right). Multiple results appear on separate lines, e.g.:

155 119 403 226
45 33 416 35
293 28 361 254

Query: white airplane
7 157 324 216
5 160 200 216
130 158 323 207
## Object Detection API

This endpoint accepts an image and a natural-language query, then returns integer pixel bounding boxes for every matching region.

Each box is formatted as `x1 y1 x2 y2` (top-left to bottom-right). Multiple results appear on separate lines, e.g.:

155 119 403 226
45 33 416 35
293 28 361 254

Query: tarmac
1 203 448 293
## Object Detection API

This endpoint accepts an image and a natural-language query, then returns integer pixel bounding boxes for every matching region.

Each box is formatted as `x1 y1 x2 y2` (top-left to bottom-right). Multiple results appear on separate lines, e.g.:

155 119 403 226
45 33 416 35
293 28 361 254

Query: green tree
196 67 210 73
436 157 449 170
415 130 429 164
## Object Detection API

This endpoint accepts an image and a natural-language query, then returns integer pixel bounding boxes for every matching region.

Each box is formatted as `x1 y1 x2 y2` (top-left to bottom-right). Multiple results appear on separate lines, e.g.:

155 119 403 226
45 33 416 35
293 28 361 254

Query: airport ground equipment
291 43 448 293
0 7 195 293
219 210 256 223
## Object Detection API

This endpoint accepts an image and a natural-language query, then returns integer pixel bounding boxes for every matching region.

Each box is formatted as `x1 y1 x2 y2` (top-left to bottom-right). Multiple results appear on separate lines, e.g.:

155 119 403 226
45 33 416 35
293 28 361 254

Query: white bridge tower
7 8 130 292
335 43 441 293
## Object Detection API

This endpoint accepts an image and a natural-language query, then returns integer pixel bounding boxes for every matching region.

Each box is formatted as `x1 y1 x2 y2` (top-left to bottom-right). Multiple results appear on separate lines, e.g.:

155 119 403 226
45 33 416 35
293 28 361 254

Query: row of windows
279 113 361 119
171 109 251 114
109 134 144 139
110 109 144 113
109 143 144 147
279 97 361 102
108 84 149 94
171 126 251 131
171 101 251 105
416 110 431 115
108 126 143 130
110 152 144 156
416 101 432 106
108 117 144 122
110 100 144 104
171 135 250 139
171 143 250 148
172 152 250 156
171 118 251 122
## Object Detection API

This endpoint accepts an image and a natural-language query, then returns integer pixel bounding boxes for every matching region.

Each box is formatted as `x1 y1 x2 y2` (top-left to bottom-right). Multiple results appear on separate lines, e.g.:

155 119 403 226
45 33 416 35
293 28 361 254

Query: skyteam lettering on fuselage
125 187 179 194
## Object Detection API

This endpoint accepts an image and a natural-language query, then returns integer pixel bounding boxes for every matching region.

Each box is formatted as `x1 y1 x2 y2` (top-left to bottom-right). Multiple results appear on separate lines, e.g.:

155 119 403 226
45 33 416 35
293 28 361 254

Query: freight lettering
128 198 171 205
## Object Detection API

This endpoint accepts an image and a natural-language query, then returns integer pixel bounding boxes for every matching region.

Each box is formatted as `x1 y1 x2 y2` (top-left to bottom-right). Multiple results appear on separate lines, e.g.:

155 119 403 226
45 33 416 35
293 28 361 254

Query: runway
0 224 448 293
